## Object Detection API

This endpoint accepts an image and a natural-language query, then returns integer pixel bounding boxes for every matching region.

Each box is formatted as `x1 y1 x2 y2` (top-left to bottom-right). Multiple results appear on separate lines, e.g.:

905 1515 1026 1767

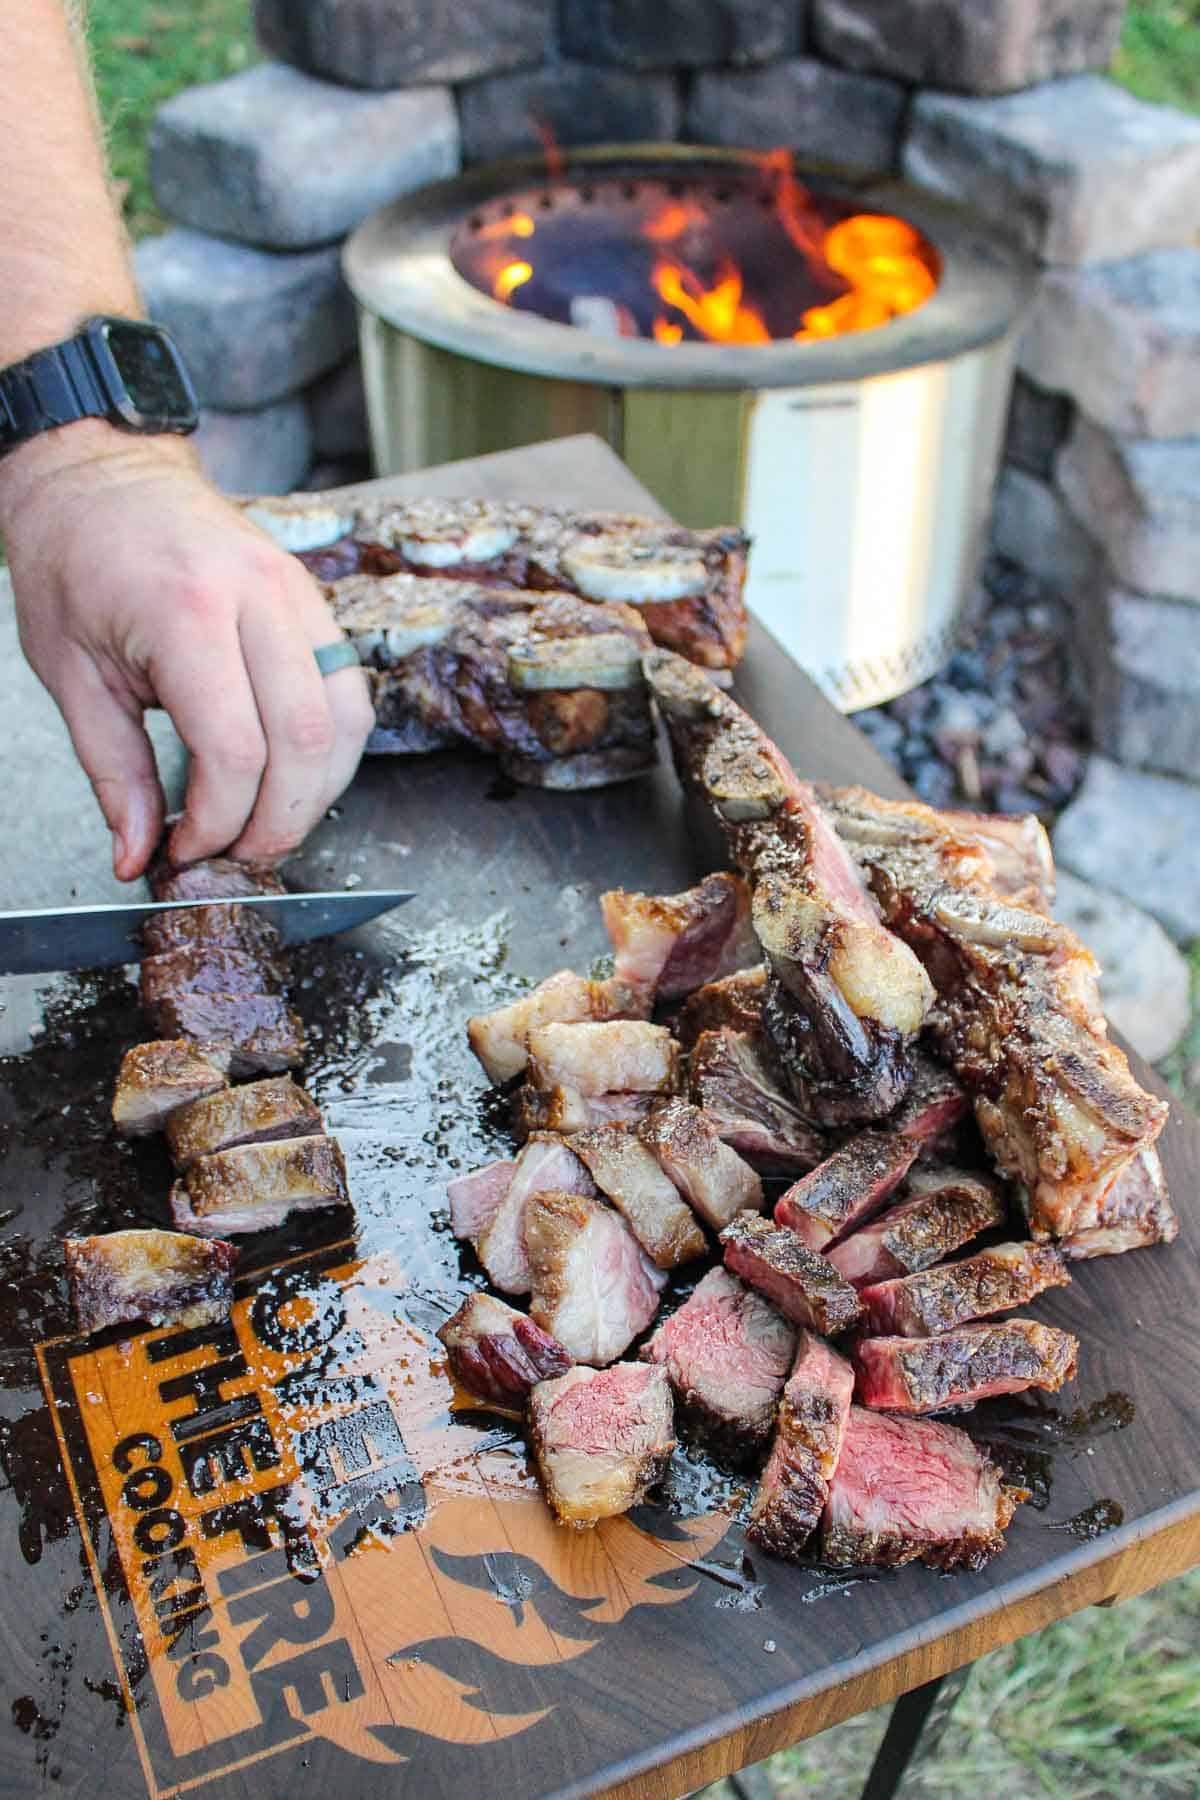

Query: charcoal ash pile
852 555 1087 820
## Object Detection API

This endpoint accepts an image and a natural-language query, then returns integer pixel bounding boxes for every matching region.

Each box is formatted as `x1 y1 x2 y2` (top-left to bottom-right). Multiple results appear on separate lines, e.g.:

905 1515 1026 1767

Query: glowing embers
451 158 940 347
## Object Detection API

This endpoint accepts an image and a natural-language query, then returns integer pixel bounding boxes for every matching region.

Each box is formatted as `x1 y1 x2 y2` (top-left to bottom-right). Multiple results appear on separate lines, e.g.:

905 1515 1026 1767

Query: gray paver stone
1056 416 1200 604
813 0 1124 94
560 0 800 70
1053 755 1200 944
687 57 905 178
989 466 1099 598
459 61 681 163
194 398 314 496
254 0 552 88
1052 870 1191 1064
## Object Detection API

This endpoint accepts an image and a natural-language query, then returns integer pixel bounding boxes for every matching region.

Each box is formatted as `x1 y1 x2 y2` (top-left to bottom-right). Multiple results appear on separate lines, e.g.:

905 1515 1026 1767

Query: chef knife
0 890 415 977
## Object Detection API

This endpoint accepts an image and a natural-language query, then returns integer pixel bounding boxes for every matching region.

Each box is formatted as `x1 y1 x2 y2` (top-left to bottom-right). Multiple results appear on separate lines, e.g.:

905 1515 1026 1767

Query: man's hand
0 427 374 880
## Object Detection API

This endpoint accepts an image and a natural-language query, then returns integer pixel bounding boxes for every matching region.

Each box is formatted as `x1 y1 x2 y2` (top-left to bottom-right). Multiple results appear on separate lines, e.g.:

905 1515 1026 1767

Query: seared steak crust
854 1319 1079 1414
638 1098 763 1230
170 1135 349 1236
774 1130 918 1252
65 1230 238 1334
859 1242 1070 1337
437 1293 572 1404
166 1075 323 1169
720 1211 863 1336
828 1172 1006 1288
678 965 767 1046
748 1333 854 1559
570 1124 708 1269
111 1039 229 1138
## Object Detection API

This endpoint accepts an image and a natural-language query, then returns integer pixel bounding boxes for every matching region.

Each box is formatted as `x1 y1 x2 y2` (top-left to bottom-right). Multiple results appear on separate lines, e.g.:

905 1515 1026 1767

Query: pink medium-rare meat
889 1050 969 1144
467 969 651 1085
474 1133 594 1295
720 1211 863 1336
169 1135 350 1236
641 1266 796 1458
774 1130 919 1252
600 871 758 999
644 650 934 1126
146 989 305 1077
747 1333 854 1558
853 1319 1079 1415
148 855 287 904
859 1242 1070 1338
524 1190 666 1365
824 784 1170 1249
111 1039 230 1138
165 1075 323 1169
822 1405 1029 1571
570 1124 708 1269
525 1020 680 1098
1060 1146 1178 1260
511 1085 658 1140
688 1028 825 1174
437 1293 572 1404
827 1172 1006 1288
638 1098 763 1230
447 1159 518 1242
678 965 767 1046
528 1362 676 1527
64 1230 238 1335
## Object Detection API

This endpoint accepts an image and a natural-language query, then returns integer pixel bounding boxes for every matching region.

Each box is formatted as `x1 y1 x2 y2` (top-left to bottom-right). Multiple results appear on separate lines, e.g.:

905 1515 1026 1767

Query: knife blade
0 890 415 977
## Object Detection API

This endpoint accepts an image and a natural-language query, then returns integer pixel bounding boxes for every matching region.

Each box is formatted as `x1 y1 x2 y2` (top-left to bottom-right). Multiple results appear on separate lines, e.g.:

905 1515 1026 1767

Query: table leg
858 1663 974 1800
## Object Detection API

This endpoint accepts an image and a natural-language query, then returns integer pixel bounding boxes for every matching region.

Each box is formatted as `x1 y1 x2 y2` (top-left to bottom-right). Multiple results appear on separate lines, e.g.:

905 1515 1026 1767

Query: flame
796 212 936 340
494 259 533 302
532 118 564 180
476 210 536 243
651 257 771 346
758 146 826 262
643 197 710 243
653 317 684 345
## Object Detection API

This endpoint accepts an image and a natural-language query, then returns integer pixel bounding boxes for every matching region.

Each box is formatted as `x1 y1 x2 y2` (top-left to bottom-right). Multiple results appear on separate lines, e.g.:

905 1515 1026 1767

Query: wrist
0 417 199 532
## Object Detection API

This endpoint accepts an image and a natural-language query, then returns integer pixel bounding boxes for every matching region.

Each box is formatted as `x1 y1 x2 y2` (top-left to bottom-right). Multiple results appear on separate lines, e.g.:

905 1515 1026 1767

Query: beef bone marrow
644 650 934 1126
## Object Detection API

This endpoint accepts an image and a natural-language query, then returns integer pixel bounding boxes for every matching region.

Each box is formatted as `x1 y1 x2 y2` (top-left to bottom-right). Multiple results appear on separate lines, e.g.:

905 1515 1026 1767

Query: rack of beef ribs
822 785 1174 1251
528 1362 677 1527
822 1406 1029 1571
437 1293 572 1405
827 1169 1006 1288
644 650 934 1126
747 1333 854 1558
853 1319 1079 1414
720 1211 864 1336
525 1189 667 1365
858 1242 1070 1337
641 1267 797 1460
64 1230 238 1334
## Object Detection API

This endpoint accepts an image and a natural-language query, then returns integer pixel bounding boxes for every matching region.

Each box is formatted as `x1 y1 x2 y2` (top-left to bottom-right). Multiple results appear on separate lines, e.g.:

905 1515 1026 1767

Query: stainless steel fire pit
344 146 1034 709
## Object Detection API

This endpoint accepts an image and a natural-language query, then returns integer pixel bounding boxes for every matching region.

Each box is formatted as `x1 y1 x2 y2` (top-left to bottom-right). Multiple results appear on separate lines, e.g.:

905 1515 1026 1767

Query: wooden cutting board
1 437 1196 1800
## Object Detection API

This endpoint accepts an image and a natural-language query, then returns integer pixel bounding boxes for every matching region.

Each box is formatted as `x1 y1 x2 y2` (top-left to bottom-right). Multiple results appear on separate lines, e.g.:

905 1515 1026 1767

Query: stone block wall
135 0 1200 941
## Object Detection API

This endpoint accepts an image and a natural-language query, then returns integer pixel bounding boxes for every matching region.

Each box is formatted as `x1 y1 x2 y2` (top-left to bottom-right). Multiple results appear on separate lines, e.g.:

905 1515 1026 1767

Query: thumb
54 658 167 881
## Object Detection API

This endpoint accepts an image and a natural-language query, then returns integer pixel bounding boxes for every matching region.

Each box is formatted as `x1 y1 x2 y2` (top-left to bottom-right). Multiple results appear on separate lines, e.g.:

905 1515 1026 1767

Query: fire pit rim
344 143 1036 392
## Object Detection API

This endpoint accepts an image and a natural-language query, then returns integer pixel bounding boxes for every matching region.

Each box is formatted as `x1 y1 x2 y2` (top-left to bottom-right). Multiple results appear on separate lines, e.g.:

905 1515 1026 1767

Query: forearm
0 0 141 368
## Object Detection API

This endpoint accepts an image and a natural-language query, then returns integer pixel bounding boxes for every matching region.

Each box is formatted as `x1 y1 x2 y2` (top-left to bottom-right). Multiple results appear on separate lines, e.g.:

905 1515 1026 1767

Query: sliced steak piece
165 1075 322 1169
747 1333 854 1558
64 1230 238 1335
853 1319 1079 1414
111 1040 230 1138
678 965 767 1046
512 1085 658 1140
600 871 757 999
638 1098 762 1230
446 1159 518 1242
146 990 305 1077
142 901 283 961
140 947 283 1022
525 1190 666 1365
860 1243 1070 1338
641 1266 796 1459
525 1020 680 1098
889 1051 968 1144
822 1405 1028 1571
529 1362 676 1527
774 1130 918 1252
827 1173 1006 1288
721 1211 863 1336
570 1124 707 1269
1061 1147 1179 1260
437 1293 572 1404
149 856 286 903
467 970 650 1085
688 1028 824 1173
169 1135 349 1236
475 1133 594 1295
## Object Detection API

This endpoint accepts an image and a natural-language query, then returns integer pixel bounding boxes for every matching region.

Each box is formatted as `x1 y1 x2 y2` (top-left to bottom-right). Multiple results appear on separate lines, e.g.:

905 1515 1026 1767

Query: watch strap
0 337 110 456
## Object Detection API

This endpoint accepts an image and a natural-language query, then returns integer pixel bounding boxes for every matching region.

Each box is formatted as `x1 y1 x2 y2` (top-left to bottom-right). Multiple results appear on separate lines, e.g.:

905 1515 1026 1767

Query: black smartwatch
0 316 200 460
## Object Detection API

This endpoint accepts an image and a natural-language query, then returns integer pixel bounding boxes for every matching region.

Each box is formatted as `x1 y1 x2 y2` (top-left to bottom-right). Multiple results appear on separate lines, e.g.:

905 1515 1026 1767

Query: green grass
1112 2 1200 113
87 0 257 239
1161 942 1200 1112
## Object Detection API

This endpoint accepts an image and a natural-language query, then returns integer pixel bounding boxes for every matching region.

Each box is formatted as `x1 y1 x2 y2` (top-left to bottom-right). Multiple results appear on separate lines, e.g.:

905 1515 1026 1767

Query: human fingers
52 652 166 880
318 657 375 814
149 612 269 868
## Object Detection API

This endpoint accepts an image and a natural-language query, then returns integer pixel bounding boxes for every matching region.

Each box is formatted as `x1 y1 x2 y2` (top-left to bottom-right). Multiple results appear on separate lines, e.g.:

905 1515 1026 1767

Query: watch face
89 319 199 431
